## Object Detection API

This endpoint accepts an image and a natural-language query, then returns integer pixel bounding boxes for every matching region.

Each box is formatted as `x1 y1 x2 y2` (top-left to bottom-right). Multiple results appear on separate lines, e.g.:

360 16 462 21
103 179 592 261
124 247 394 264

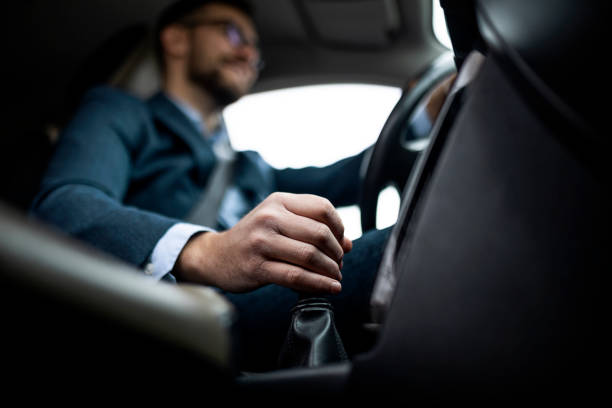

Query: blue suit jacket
31 86 364 268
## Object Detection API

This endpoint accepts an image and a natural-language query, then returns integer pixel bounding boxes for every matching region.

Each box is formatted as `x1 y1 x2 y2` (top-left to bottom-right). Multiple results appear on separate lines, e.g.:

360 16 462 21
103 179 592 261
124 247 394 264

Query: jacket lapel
147 92 217 184
146 92 276 209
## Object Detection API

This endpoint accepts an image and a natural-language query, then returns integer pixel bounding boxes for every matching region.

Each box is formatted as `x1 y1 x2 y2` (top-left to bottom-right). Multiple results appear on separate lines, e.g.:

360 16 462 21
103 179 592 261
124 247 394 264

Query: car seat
349 0 609 401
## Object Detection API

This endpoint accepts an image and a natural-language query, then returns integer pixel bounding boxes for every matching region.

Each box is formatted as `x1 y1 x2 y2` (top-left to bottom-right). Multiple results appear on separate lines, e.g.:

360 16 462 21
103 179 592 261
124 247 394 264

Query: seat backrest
351 0 609 400
65 23 160 118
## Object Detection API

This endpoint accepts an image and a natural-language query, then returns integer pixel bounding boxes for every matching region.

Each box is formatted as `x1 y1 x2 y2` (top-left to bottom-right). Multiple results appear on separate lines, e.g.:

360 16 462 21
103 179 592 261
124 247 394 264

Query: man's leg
222 227 391 371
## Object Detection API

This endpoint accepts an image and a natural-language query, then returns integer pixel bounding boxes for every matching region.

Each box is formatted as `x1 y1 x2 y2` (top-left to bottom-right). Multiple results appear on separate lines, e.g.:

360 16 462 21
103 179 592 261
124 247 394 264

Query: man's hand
425 73 457 122
174 192 352 294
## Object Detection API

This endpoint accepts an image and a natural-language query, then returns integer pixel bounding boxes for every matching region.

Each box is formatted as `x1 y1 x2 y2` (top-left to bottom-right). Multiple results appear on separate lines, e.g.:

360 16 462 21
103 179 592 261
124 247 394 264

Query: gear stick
277 293 348 369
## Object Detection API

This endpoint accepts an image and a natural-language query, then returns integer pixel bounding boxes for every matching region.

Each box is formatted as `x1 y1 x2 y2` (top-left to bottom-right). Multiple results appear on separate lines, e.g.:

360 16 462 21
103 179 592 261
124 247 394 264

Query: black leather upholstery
476 0 608 136
278 297 348 369
349 1 609 400
475 0 609 177
439 0 487 69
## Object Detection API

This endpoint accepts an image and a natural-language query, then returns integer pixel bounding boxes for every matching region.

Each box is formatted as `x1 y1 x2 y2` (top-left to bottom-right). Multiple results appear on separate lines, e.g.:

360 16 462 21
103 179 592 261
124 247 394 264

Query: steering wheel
359 54 456 232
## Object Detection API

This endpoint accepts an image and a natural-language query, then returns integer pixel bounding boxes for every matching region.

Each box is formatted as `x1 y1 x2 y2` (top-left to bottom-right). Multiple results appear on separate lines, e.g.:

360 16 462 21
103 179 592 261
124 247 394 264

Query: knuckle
254 209 278 229
268 191 285 203
253 259 271 283
298 244 317 265
337 223 345 238
285 268 301 286
315 276 330 292
320 198 334 215
314 224 331 246
249 231 268 252
324 259 340 277
320 200 338 225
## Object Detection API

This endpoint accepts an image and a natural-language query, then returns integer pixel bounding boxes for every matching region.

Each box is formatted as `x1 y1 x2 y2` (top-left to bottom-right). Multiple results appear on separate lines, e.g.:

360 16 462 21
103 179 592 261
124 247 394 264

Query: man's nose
235 44 261 69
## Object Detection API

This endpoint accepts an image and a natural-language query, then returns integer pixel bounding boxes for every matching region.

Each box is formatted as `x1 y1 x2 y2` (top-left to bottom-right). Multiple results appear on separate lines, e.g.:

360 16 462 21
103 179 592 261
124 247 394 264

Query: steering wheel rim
359 54 456 232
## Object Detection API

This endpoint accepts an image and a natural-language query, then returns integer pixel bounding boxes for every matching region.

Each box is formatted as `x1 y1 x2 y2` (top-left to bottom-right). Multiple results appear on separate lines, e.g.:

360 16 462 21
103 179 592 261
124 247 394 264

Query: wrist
173 231 219 285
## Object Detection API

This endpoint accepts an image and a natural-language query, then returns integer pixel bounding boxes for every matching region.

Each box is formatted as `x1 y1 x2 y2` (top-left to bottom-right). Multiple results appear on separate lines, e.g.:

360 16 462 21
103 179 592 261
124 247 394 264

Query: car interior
1 0 609 401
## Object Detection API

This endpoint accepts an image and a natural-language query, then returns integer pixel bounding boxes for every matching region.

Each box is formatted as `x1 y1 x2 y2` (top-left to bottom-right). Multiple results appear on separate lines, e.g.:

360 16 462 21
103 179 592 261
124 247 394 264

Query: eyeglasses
180 18 265 71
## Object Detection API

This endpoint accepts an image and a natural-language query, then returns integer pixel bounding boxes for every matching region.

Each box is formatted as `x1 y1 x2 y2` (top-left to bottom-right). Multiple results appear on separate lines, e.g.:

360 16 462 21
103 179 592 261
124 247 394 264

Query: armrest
0 201 235 370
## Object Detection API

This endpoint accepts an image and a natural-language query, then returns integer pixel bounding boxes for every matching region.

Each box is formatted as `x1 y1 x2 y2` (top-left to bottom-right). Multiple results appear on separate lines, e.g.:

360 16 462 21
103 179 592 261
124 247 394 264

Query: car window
433 0 453 49
223 83 402 239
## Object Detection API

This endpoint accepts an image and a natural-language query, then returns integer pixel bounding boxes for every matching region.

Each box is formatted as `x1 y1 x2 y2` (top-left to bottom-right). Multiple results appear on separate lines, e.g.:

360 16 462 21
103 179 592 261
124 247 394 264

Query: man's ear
160 24 190 60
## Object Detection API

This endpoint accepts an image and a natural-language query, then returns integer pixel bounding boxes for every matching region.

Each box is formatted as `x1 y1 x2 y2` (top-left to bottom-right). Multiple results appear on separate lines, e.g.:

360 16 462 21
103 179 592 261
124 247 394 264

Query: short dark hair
154 0 254 69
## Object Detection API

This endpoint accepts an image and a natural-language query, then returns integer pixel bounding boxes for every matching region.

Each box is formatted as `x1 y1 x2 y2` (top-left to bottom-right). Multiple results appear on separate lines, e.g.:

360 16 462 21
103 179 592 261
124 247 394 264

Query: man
31 0 390 370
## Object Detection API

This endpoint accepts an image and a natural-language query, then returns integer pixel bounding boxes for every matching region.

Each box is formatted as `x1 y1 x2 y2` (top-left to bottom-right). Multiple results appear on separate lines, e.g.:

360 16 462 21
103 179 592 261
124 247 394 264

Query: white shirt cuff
145 222 215 281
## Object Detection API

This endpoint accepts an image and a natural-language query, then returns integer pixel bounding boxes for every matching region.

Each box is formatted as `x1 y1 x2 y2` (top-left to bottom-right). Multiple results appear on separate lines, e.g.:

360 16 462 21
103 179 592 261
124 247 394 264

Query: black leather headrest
439 0 487 69
475 0 608 137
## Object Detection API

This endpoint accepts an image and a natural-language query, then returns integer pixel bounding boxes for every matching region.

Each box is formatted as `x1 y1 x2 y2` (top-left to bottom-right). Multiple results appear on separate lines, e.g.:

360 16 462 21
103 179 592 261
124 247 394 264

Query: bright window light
433 0 453 49
376 185 401 230
224 84 401 168
223 84 402 239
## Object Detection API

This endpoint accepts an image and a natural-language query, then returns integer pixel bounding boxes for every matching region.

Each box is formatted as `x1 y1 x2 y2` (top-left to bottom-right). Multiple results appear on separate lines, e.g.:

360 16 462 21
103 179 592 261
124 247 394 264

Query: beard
188 61 246 108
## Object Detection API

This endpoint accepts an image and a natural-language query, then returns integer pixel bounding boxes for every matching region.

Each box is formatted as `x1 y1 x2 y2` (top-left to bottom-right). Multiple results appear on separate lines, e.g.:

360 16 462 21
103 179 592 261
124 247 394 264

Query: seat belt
185 137 236 228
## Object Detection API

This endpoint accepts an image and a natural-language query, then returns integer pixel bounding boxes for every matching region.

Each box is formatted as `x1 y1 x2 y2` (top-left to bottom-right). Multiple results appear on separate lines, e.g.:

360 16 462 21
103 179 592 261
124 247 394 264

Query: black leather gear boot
278 295 348 369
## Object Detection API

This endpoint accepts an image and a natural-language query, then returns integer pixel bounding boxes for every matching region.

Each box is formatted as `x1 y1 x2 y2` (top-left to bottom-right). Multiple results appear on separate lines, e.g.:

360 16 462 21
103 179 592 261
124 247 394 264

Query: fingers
230 192 355 294
275 211 345 265
279 193 346 243
263 234 342 282
259 260 342 294
342 236 352 253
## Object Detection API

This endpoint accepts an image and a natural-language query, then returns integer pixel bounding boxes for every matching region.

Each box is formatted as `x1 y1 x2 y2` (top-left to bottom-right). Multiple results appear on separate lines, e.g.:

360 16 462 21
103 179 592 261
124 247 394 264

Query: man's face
182 3 260 107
